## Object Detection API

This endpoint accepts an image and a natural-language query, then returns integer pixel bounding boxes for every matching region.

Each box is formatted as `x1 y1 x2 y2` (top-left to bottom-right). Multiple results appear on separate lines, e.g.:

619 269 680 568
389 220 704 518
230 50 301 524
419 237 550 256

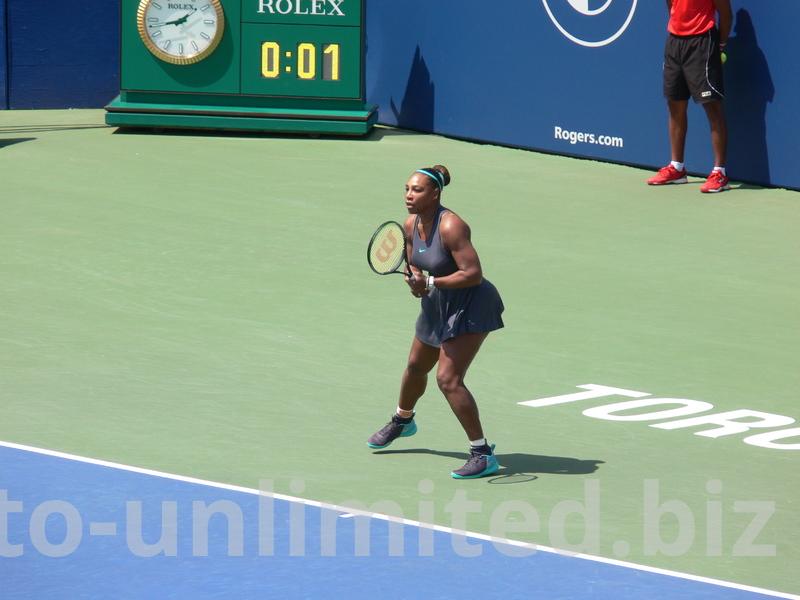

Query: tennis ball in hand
721 52 727 64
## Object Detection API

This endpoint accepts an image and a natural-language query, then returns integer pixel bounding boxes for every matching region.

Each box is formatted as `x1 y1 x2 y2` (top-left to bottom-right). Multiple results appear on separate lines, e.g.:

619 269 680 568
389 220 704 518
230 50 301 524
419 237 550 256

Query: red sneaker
700 170 731 193
647 165 688 185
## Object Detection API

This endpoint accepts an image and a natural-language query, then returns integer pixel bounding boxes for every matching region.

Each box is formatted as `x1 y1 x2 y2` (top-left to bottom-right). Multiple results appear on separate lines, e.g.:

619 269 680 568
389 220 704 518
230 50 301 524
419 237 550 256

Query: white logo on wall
542 0 637 47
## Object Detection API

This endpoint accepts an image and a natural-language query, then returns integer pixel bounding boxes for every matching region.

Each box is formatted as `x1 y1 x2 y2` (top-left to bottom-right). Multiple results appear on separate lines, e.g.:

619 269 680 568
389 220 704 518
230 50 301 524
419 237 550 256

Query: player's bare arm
436 213 483 289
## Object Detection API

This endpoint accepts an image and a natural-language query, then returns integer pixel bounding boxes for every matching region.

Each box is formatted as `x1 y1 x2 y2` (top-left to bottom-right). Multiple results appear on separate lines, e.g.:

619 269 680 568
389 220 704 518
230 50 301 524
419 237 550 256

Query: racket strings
368 224 405 274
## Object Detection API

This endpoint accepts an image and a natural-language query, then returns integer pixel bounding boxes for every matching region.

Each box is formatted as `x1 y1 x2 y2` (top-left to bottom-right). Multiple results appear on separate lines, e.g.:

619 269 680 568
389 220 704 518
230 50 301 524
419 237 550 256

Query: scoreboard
105 0 376 134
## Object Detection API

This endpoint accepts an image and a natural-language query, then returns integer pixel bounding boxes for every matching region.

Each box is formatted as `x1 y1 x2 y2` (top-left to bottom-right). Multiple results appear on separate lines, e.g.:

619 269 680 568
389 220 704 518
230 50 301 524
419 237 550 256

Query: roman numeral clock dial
137 0 225 65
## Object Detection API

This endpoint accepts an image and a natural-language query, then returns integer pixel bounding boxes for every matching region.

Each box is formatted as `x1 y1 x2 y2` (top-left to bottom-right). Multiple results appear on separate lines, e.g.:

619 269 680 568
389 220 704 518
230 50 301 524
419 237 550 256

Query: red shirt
668 0 717 36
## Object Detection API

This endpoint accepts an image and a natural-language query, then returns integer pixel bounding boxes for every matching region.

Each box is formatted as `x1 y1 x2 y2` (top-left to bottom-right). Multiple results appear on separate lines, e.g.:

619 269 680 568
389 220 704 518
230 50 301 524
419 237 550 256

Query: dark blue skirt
415 278 505 348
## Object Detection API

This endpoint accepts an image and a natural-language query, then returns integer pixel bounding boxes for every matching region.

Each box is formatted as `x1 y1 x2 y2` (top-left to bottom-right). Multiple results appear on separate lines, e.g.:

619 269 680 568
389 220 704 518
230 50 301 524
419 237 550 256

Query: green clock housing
106 0 376 135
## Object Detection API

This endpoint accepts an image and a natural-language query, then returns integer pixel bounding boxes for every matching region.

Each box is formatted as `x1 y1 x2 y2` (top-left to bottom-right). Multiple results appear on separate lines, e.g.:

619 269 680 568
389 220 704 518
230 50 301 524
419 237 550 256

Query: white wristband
426 275 436 291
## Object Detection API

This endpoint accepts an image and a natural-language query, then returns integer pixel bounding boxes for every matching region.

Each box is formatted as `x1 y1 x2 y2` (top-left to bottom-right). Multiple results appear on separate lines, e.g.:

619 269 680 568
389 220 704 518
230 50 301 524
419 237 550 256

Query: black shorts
663 27 724 103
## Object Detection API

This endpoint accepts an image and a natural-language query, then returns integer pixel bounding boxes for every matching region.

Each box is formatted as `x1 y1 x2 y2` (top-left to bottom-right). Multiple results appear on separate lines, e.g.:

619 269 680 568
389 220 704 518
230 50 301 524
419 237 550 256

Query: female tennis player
367 165 505 479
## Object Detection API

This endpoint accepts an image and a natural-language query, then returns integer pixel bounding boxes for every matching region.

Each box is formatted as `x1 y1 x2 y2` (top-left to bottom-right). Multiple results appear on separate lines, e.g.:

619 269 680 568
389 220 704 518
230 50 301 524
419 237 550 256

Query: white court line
2 439 798 600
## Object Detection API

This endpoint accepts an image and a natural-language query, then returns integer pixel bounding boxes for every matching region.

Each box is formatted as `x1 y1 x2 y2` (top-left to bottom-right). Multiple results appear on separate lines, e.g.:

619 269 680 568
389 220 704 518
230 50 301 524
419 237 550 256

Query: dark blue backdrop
0 0 7 109
0 1 796 189
2 1 119 110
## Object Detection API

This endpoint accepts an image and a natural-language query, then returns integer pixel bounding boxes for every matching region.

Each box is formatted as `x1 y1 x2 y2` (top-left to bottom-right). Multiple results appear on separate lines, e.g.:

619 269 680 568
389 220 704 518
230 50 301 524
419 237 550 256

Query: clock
137 0 225 65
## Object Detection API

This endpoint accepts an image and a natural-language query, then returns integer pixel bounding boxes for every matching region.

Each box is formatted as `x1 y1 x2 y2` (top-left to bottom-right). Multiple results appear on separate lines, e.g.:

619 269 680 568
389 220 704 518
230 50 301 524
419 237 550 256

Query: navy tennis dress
411 206 504 347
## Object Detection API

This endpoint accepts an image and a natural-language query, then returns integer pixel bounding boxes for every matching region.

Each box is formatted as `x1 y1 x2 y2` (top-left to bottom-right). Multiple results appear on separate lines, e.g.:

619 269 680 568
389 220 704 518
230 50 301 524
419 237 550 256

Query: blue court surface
1 442 795 600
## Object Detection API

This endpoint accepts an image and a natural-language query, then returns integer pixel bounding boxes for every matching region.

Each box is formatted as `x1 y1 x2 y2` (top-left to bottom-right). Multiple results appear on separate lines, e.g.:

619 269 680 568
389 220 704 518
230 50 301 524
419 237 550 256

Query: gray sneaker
367 414 417 449
451 444 499 479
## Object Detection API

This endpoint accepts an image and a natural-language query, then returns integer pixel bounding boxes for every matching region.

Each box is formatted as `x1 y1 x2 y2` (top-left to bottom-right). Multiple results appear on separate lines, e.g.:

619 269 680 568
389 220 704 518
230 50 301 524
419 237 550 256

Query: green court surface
2 110 799 595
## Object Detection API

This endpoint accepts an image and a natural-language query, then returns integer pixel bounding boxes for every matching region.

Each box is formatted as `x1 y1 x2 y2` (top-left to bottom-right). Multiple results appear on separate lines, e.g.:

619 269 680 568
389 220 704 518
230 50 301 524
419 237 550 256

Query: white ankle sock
396 407 414 419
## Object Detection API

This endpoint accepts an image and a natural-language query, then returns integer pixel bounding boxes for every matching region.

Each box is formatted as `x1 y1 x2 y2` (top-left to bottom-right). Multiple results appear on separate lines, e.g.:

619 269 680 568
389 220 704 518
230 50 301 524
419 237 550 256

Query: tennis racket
367 221 415 282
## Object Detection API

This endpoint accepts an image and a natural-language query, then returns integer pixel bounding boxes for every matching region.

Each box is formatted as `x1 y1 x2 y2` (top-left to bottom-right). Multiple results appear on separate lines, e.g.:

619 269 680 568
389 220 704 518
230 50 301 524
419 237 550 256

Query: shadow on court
0 137 36 148
107 124 410 142
373 447 604 482
0 124 110 134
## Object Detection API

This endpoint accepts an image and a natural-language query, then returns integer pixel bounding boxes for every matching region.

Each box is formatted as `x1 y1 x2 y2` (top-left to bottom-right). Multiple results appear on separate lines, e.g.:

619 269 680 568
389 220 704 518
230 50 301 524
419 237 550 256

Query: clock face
137 0 225 65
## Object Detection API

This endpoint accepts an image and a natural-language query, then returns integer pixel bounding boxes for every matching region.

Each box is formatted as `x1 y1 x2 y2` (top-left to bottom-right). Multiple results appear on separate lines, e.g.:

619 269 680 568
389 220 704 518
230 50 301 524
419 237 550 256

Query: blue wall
0 0 7 109
3 1 119 109
1 1 797 190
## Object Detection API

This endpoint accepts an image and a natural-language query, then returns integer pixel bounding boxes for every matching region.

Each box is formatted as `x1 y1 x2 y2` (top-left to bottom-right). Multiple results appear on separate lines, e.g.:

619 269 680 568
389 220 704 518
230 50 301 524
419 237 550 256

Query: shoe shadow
372 448 604 484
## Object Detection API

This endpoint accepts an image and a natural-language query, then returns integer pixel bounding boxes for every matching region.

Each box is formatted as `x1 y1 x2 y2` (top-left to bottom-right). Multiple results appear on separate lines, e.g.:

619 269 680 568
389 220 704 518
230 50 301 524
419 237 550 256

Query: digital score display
240 22 361 98
240 0 363 99
262 43 339 80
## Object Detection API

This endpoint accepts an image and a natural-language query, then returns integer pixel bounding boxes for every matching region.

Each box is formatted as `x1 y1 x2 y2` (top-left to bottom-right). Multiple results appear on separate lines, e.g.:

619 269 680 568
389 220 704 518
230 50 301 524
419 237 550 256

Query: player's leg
436 332 488 440
437 332 500 479
367 337 439 449
399 336 441 413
